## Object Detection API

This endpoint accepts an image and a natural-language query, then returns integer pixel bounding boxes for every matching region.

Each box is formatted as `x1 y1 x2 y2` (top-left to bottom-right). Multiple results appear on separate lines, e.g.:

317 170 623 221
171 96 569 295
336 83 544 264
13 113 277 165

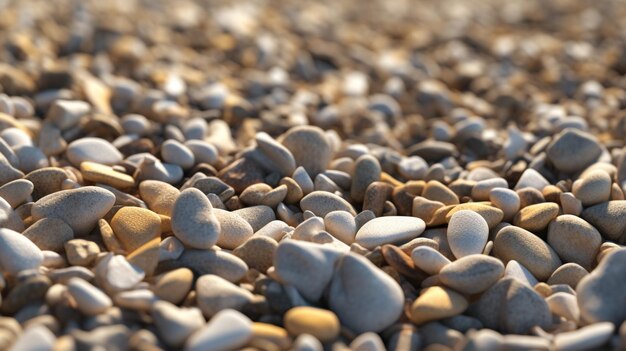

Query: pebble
234 205 276 231
185 140 218 165
0 178 32 208
178 249 248 282
0 228 43 275
66 137 123 166
94 254 145 293
186 309 253 351
411 245 451 275
576 248 626 324
442 203 504 229
439 255 504 294
355 216 425 249
546 129 603 173
489 188 520 221
232 236 277 272
504 260 539 287
152 301 204 348
80 162 135 190
572 169 612 206
31 186 115 236
249 323 291 350
512 202 559 232
22 217 73 251
547 263 588 288
284 306 340 342
351 155 381 203
300 191 356 217
547 215 602 270
153 267 194 304
292 166 314 195
423 180 460 205
14 145 49 173
581 200 626 241
493 225 562 280
195 274 254 317
161 139 195 170
410 286 468 325
514 168 550 191
553 322 614 351
293 334 323 351
213 209 253 249
447 210 489 258
256 132 296 176
328 253 404 333
24 167 68 200
111 206 161 252
546 292 580 322
171 188 220 249
560 192 583 215
9 325 56 351
324 210 357 244
471 178 508 201
67 277 113 315
412 196 445 223
280 126 332 176
350 332 386 351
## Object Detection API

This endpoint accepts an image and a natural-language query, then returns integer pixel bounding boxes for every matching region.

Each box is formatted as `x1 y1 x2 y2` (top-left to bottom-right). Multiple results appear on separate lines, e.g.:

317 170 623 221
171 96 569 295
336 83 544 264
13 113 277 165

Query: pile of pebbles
1 0 626 350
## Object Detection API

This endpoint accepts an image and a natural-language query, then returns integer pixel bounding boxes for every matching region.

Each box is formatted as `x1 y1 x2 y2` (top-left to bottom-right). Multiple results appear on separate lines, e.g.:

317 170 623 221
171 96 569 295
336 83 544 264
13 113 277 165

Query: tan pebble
139 180 180 216
516 188 545 209
98 219 126 254
611 183 624 200
412 196 444 223
513 202 559 232
240 183 272 206
111 207 161 252
214 209 254 249
422 180 459 206
80 162 135 190
232 236 277 272
546 292 580 322
400 237 439 255
154 268 194 304
65 239 100 266
262 185 288 207
489 188 520 222
547 215 601 270
127 237 161 276
363 181 393 217
427 204 456 227
279 177 303 204
23 217 73 251
0 179 33 208
444 203 504 229
159 214 171 233
534 282 552 297
250 323 291 350
560 192 582 216
572 170 611 207
410 286 468 325
284 306 340 342
541 185 562 204
547 263 589 288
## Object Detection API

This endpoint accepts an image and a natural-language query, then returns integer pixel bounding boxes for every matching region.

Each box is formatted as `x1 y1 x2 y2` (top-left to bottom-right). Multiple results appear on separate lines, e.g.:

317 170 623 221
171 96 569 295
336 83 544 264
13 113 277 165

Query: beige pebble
411 246 451 275
139 180 180 216
547 215 601 270
439 255 504 294
410 286 468 325
0 178 33 208
443 203 504 229
422 180 459 205
572 170 611 207
67 277 112 315
22 217 73 251
489 188 520 222
153 268 194 304
412 196 445 223
546 292 580 322
560 192 582 216
513 202 559 232
111 207 161 252
547 263 589 288
284 306 340 342
65 239 100 266
80 162 135 190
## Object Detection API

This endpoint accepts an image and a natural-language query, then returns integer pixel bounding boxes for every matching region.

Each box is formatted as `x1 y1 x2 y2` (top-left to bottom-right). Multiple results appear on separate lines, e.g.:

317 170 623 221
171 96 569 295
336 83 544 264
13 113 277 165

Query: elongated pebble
300 191 356 217
67 277 112 315
66 137 123 166
355 216 425 249
547 215 601 270
439 255 504 294
447 210 489 258
411 246 451 275
553 322 614 351
513 202 559 232
410 286 468 325
489 188 520 222
0 228 43 275
186 309 253 351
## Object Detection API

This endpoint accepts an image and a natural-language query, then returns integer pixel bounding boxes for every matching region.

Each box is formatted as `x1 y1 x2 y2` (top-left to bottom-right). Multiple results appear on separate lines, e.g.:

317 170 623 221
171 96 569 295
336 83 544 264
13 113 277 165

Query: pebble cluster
1 0 626 350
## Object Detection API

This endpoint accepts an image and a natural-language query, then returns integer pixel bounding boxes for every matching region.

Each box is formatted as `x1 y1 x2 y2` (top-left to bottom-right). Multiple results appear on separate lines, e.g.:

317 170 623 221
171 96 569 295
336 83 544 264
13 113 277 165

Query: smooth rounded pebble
576 248 626 325
410 286 468 325
22 217 74 251
350 155 381 203
284 306 340 342
300 191 356 217
581 200 626 241
234 205 276 232
111 206 161 252
504 260 539 287
80 162 135 190
66 137 123 166
411 245 451 275
154 268 194 304
185 140 219 165
547 215 602 270
493 225 561 281
328 253 404 333
489 188 520 222
572 170 611 206
67 277 113 315
350 332 386 351
195 274 254 317
178 249 248 282
256 132 296 177
422 180 459 205
152 301 204 348
0 228 43 275
139 180 180 216
547 263 588 288
9 325 56 351
442 203 504 229
513 202 559 232
31 186 115 236
553 322 614 351
171 188 220 249
355 216 425 249
161 139 195 170
439 255 504 294
546 129 603 174
213 209 253 249
447 210 489 258
0 178 33 208
546 292 580 322
471 177 508 201
324 210 357 244
280 126 332 177
185 309 253 351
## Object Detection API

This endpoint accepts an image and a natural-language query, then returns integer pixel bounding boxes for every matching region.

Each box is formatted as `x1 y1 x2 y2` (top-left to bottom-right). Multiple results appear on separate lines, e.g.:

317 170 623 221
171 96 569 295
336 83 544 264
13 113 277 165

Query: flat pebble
546 129 603 174
280 126 332 177
152 301 204 348
284 306 340 342
232 236 277 272
178 249 248 282
439 255 504 294
111 206 161 252
355 216 425 249
553 322 614 351
300 191 356 217
447 210 489 258
186 309 253 351
442 203 504 229
504 260 539 287
80 162 135 190
411 245 451 275
350 155 381 203
0 179 33 208
513 202 559 232
410 286 468 325
66 137 123 166
572 170 611 206
328 253 404 333
547 215 602 270
22 217 73 251
195 274 254 317
576 248 626 324
0 228 43 275
154 268 194 304
171 188 220 249
67 277 113 315
493 225 561 281
31 186 115 236
581 200 626 241
547 263 588 288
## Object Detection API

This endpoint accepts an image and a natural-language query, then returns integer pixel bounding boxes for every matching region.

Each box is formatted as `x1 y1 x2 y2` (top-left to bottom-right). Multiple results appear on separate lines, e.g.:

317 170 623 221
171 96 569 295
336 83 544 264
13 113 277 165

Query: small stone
65 239 100 266
442 203 504 229
398 156 428 180
67 277 113 315
513 202 559 232
66 137 123 166
489 188 520 222
161 139 195 170
249 323 291 350
553 322 614 351
9 325 56 351
234 205 276 232
185 140 219 165
232 236 277 272
31 186 115 236
504 260 539 287
22 217 73 251
280 126 332 177
24 167 68 200
514 168 550 191
94 254 145 293
439 255 504 294
186 309 252 351
127 237 160 276
410 286 468 325
501 335 550 351
152 301 204 348
411 246 451 275
178 249 248 282
572 170 611 206
328 253 404 333
111 206 161 252
493 225 562 281
213 209 253 249
0 179 33 208
350 332 386 351
171 188 220 249
256 132 296 177
546 129 603 174
153 267 193 304
0 228 43 275
576 248 626 324
300 191 356 217
447 210 489 258
351 155 381 203
412 196 445 223
195 274 254 317
547 263 588 288
381 245 428 283
14 145 49 173
547 215 602 270
284 306 340 342
139 180 180 216
581 201 626 241
45 99 90 130
355 216 425 249
560 192 583 216
546 292 580 322
80 162 135 190
324 210 357 244
471 178 508 201
422 180 459 205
